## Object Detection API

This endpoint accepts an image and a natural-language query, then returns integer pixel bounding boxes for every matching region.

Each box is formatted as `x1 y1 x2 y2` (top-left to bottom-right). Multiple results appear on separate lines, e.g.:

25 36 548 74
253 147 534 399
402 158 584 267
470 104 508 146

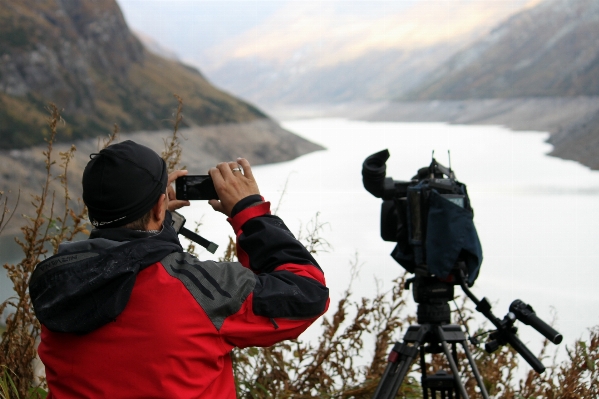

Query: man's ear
150 194 167 225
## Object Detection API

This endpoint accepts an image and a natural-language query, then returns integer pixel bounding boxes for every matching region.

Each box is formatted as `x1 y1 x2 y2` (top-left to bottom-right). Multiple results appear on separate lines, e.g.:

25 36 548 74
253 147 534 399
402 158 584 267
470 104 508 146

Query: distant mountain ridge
202 0 539 107
377 0 599 171
0 0 266 149
407 0 599 100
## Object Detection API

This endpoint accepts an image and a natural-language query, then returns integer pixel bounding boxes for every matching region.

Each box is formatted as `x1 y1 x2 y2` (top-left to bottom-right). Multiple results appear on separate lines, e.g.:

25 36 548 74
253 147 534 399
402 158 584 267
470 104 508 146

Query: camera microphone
509 300 563 345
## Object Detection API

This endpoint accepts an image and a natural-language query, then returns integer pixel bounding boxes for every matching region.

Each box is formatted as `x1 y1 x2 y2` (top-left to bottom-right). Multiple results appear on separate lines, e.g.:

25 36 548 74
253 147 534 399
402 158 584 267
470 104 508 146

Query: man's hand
209 158 260 217
167 170 190 212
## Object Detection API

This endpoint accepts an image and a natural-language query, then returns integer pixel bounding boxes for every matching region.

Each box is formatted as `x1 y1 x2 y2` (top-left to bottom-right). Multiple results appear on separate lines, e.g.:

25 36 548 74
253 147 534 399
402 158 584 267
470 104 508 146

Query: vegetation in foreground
1 98 598 399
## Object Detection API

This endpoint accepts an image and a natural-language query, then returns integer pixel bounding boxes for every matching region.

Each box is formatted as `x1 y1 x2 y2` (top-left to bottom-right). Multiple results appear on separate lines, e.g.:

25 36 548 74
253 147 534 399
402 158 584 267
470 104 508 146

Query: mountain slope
0 0 266 149
407 0 599 100
201 0 540 106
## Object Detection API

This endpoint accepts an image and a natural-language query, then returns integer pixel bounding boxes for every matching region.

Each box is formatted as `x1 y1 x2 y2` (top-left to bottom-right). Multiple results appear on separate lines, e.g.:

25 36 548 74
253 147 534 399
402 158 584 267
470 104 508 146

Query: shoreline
0 118 323 238
266 97 599 170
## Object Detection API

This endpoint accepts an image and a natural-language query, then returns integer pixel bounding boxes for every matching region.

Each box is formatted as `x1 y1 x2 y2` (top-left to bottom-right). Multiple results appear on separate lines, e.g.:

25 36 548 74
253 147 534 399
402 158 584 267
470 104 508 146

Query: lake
2 118 599 368
183 118 599 363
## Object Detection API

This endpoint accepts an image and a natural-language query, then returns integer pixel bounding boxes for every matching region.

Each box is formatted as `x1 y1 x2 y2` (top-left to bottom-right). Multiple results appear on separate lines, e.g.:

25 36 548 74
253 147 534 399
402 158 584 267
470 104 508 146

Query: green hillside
0 0 266 149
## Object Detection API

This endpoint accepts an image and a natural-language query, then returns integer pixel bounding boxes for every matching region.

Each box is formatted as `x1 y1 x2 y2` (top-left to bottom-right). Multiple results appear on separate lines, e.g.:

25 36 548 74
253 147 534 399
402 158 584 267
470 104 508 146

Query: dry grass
97 123 120 150
161 94 184 173
0 104 87 398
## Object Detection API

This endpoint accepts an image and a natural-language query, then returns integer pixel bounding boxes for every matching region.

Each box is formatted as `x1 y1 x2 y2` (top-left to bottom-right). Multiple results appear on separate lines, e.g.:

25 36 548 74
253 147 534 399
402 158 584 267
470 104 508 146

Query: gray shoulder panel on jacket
160 252 256 331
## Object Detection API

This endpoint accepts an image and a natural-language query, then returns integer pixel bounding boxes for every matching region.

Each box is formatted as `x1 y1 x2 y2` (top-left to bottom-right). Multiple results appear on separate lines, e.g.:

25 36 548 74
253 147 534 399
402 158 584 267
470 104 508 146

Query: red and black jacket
30 198 329 398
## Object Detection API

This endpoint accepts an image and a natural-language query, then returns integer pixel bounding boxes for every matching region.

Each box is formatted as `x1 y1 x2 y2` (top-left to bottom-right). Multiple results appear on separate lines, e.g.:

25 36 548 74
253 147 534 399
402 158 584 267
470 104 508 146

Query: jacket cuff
231 194 264 217
228 200 271 233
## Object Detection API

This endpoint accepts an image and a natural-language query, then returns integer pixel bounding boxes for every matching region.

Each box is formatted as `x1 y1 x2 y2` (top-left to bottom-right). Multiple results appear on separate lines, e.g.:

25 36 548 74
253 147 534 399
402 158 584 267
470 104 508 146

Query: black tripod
372 305 489 399
372 269 563 399
361 149 562 398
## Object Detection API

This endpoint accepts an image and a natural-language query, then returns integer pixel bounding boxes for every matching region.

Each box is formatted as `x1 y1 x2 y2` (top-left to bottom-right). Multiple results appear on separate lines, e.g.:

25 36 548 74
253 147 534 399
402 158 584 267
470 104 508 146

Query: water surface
182 119 599 361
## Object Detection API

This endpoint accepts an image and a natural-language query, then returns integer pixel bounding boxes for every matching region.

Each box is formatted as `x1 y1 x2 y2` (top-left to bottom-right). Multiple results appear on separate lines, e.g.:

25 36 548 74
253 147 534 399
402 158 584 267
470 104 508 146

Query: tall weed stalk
0 104 88 397
162 94 184 173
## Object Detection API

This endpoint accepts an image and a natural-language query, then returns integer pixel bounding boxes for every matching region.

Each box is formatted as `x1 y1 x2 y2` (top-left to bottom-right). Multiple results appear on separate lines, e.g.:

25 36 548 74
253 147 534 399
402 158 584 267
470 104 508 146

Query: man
30 140 329 398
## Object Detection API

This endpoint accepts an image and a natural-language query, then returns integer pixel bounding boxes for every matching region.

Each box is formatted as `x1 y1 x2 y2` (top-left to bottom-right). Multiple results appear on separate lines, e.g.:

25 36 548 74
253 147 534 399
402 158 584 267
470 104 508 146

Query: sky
117 0 541 73
117 1 418 66
118 1 286 56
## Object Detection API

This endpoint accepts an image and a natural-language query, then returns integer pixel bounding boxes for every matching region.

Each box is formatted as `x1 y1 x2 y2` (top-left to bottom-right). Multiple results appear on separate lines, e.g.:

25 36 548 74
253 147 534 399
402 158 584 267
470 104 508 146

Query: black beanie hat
83 140 168 229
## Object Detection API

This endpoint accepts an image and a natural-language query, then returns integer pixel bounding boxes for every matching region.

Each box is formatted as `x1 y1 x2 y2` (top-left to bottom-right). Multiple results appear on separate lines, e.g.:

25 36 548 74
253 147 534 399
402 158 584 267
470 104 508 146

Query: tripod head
404 263 563 373
406 275 454 325
373 263 564 399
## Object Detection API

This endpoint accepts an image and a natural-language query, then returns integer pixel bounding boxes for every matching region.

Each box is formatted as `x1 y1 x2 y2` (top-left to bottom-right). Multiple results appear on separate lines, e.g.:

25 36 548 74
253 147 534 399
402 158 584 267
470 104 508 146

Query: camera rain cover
425 190 482 284
391 184 483 285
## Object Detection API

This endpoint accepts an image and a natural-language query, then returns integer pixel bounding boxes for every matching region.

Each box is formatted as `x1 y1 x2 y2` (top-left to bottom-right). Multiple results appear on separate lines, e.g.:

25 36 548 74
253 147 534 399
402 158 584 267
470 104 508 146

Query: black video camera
363 150 563 378
362 149 483 286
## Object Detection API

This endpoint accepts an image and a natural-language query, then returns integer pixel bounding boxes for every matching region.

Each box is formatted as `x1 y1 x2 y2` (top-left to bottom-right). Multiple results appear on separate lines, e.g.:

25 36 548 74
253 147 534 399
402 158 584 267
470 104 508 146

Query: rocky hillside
407 0 599 100
0 0 325 237
0 0 267 149
0 118 324 237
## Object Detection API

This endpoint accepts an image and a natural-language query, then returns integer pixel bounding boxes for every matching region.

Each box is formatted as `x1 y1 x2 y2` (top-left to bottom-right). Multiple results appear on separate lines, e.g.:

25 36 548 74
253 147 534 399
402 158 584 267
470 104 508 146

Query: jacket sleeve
220 199 329 348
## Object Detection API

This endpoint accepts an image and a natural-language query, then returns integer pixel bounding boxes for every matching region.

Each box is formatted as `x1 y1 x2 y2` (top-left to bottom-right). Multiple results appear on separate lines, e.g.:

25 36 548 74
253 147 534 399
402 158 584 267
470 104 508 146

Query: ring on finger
232 167 242 173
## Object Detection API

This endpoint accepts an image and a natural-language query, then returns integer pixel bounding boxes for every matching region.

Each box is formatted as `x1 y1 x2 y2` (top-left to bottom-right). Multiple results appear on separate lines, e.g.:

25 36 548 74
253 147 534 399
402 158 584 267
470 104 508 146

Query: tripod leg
420 347 429 399
437 326 470 399
461 341 490 399
372 342 420 399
